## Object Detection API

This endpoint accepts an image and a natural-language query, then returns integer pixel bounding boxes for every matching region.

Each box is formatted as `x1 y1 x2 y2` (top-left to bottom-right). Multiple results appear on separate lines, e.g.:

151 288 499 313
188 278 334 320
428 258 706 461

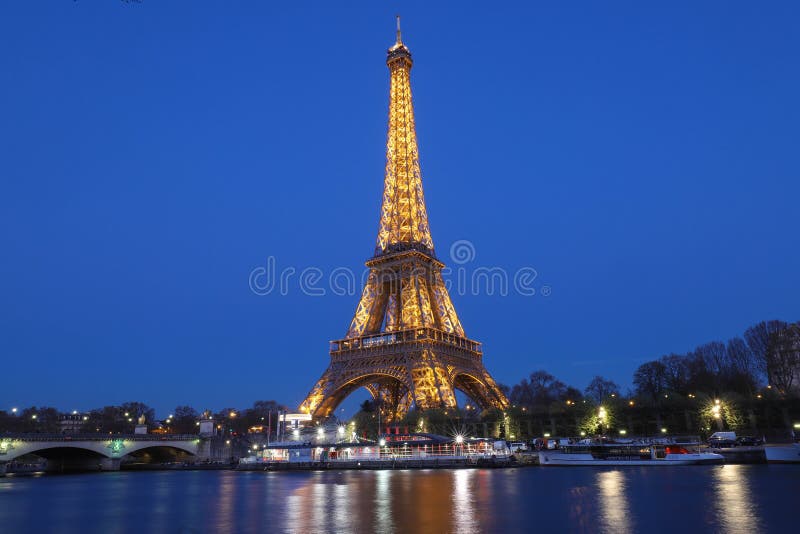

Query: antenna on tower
396 15 402 44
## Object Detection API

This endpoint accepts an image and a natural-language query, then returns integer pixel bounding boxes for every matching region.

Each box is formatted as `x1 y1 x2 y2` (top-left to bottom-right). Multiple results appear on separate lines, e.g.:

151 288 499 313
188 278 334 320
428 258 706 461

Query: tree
15 406 60 433
745 320 789 385
81 406 128 434
584 376 620 403
241 400 286 434
120 402 155 426
661 354 691 393
171 406 199 434
508 370 578 407
765 323 800 396
633 361 667 401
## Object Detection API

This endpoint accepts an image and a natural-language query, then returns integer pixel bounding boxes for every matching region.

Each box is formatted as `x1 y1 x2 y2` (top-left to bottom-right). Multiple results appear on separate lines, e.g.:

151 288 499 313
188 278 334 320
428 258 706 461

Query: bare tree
745 320 789 384
765 323 800 396
584 376 620 403
633 361 667 401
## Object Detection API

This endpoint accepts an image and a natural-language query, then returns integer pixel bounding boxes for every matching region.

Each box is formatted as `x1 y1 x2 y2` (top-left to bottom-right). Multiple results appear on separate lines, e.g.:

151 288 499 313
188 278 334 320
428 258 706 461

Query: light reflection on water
714 465 760 534
0 466 796 532
452 468 478 533
374 469 393 533
597 470 633 533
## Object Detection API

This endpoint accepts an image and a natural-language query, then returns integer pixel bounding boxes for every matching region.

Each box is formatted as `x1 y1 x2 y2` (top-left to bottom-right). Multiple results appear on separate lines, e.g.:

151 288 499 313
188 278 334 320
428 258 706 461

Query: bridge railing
0 433 200 442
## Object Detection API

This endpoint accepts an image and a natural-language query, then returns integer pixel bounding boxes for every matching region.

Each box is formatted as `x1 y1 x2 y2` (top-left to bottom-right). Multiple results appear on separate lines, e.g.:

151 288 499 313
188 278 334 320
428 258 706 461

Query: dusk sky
2 1 798 417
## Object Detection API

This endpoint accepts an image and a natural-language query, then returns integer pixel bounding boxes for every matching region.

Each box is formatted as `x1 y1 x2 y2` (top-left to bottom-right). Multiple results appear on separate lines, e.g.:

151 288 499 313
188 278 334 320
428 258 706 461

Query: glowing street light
11 408 17 414
455 435 464 444
379 438 386 447
661 428 668 433
711 399 722 419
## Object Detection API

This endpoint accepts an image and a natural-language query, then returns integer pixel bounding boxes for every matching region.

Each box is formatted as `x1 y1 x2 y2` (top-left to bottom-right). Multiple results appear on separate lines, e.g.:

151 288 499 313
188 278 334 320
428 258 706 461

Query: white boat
538 438 724 466
764 443 800 464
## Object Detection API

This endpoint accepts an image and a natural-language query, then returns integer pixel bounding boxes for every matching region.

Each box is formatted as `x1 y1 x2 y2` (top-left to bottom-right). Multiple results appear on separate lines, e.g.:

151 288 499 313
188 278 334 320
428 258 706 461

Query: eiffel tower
300 19 509 420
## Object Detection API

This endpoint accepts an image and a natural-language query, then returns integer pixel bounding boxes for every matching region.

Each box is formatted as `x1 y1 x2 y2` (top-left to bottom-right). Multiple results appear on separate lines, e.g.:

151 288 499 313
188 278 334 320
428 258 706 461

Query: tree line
0 400 287 435
502 320 799 408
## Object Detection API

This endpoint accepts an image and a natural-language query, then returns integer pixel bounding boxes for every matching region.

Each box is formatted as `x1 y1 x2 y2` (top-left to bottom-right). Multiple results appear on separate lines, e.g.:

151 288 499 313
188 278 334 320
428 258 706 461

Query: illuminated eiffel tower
300 19 508 420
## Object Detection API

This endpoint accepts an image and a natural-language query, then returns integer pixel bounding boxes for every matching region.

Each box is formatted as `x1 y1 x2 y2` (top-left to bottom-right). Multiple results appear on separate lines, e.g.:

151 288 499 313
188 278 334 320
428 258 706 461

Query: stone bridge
0 434 202 473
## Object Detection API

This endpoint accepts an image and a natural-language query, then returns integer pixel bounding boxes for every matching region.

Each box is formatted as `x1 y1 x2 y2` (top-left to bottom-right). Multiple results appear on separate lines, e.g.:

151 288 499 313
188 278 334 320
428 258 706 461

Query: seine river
1 465 797 532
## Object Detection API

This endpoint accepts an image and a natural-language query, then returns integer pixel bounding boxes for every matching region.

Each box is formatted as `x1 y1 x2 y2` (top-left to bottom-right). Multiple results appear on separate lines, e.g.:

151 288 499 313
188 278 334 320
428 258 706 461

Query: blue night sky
1 1 798 417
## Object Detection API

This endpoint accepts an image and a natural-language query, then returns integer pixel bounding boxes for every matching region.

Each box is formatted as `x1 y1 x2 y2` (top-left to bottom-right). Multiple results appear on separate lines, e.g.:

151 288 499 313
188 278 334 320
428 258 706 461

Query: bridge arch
0 438 200 464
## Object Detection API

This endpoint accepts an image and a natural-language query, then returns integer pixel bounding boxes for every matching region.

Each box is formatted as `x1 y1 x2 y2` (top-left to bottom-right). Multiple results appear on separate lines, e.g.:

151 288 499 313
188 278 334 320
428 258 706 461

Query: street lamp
598 406 607 434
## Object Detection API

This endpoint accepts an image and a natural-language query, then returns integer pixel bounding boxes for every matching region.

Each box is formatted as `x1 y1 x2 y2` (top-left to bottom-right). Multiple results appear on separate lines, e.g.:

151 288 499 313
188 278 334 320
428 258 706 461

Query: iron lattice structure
300 22 509 420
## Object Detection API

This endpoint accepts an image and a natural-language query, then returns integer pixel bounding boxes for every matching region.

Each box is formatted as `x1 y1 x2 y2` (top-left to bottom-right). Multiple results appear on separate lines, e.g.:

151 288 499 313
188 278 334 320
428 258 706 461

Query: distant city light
544 433 551 438
661 428 668 433
619 430 627 435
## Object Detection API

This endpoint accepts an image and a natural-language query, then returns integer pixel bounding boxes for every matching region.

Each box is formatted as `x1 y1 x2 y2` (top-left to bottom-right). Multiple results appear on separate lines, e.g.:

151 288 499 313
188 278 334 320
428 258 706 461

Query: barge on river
238 433 515 470
538 437 724 466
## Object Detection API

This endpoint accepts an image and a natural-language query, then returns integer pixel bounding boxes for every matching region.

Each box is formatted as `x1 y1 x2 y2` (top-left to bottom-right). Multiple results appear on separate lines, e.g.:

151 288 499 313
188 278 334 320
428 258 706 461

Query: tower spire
378 17 432 256
396 15 402 44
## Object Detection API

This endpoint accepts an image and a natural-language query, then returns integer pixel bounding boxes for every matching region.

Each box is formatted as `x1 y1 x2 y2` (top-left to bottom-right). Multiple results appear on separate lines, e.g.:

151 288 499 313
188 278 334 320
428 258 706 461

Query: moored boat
764 443 800 464
538 437 724 466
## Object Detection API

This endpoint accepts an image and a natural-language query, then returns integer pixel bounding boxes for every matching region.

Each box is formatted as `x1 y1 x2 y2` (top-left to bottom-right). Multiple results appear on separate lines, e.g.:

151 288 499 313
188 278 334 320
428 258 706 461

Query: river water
0 465 797 533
